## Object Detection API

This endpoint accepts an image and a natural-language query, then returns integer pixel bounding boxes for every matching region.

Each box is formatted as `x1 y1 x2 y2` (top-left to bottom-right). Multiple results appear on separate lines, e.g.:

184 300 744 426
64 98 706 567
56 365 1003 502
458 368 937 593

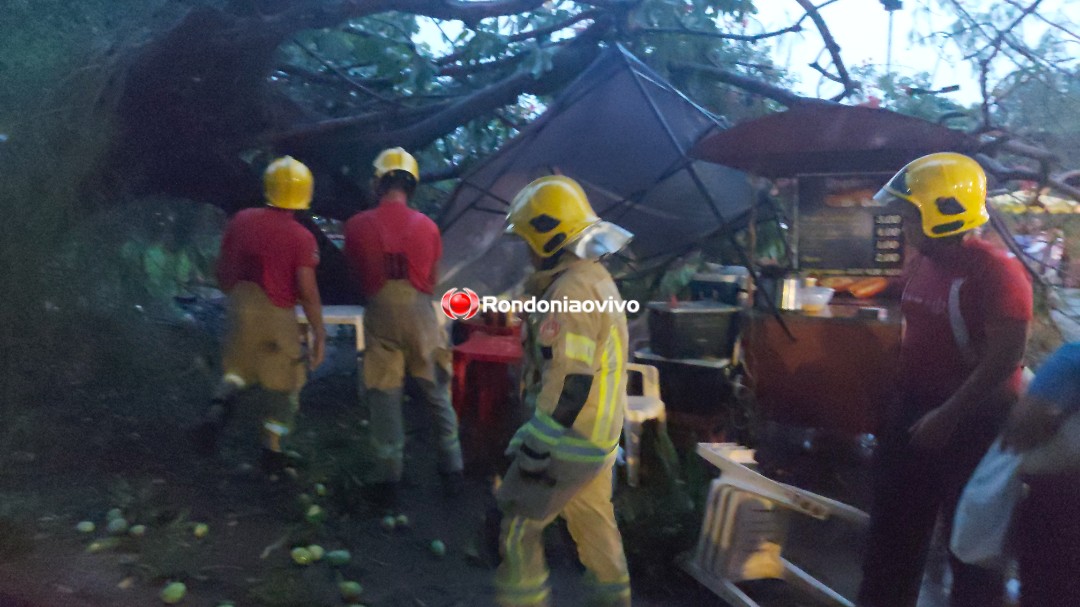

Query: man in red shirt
858 153 1032 607
192 156 326 475
344 147 462 506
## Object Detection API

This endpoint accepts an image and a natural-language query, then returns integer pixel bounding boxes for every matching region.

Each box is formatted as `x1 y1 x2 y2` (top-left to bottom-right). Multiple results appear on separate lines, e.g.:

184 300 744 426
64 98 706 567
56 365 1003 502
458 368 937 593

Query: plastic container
689 269 748 306
798 286 835 314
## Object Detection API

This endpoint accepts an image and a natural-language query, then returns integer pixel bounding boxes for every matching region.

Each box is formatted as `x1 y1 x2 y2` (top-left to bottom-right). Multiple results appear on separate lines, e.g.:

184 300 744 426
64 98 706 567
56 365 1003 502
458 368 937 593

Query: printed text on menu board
797 174 904 276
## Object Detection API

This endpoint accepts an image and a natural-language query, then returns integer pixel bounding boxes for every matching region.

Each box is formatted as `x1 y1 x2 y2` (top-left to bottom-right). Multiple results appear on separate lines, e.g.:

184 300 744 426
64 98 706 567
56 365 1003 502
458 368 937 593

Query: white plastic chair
623 363 667 487
681 443 870 607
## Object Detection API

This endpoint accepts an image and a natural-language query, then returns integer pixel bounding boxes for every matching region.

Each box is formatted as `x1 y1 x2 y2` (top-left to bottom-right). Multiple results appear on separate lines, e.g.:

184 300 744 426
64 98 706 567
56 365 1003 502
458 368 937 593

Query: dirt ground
0 327 747 607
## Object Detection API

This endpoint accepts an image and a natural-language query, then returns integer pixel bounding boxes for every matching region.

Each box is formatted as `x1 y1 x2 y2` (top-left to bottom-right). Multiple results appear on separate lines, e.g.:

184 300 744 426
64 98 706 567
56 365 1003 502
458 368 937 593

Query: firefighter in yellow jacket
495 175 634 607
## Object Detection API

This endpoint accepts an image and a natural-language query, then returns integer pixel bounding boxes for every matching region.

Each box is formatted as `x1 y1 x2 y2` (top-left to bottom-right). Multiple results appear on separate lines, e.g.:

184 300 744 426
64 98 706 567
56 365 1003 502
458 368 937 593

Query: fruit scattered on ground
291 546 314 565
106 518 129 535
326 549 351 566
339 581 363 601
160 581 187 604
430 539 446 557
305 505 326 524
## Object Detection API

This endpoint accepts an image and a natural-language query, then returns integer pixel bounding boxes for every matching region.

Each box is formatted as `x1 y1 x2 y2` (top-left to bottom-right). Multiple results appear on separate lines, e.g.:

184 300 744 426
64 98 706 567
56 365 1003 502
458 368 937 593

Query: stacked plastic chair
682 443 869 607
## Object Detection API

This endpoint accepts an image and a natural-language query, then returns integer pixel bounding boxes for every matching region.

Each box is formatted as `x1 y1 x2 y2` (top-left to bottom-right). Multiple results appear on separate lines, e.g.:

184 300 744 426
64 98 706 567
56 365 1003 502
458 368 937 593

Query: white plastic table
295 305 365 352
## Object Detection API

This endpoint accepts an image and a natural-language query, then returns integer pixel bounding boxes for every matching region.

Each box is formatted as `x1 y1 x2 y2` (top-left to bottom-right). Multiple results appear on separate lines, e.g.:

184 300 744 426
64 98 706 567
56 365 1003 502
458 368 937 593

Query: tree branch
792 0 855 101
435 8 600 67
1002 0 1080 42
291 38 398 105
420 163 464 182
809 60 843 83
369 20 609 149
976 153 1080 200
669 62 823 108
267 0 551 33
438 52 527 78
972 0 1044 61
981 133 1060 162
630 21 803 42
265 100 453 142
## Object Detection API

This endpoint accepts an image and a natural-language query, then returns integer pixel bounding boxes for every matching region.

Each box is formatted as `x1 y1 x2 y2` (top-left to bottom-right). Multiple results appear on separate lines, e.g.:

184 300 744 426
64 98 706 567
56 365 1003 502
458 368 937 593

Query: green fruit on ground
394 514 409 528
290 546 314 565
86 538 120 553
304 505 326 524
160 581 187 604
314 483 327 496
129 524 147 537
106 518 129 535
193 523 209 539
430 539 446 557
325 549 351 566
339 581 363 601
307 544 325 560
76 521 95 533
380 515 396 532
106 508 123 521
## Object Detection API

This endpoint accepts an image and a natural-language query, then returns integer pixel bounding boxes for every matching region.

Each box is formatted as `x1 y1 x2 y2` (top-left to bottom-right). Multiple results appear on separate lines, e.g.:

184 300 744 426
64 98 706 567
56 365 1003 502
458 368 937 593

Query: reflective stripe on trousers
495 457 629 607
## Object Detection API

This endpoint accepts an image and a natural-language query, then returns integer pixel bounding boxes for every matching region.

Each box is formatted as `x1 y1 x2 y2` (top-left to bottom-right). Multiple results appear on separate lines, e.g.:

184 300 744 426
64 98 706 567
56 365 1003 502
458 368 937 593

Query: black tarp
436 45 755 296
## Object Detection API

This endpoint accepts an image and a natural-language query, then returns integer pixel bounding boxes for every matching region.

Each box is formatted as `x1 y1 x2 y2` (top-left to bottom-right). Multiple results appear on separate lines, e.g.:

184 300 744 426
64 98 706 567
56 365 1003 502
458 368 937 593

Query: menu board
796 174 905 276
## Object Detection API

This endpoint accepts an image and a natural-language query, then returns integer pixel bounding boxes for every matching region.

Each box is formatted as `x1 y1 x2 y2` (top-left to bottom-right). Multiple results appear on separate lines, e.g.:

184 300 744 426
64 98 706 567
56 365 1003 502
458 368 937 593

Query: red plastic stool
452 333 524 471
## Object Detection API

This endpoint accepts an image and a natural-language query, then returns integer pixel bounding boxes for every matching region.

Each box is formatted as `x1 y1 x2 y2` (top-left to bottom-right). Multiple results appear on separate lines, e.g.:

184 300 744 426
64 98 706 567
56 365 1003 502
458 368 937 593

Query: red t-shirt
343 202 441 297
216 207 319 308
899 237 1032 412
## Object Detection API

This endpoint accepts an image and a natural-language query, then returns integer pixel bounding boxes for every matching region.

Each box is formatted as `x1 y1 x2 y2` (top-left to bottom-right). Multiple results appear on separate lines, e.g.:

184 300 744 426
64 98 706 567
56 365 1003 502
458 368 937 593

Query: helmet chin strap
539 249 567 271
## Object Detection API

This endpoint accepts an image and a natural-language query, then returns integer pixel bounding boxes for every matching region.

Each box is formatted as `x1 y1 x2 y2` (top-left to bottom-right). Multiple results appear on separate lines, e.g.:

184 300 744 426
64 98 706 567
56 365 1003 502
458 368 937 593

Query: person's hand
309 330 326 370
908 406 959 453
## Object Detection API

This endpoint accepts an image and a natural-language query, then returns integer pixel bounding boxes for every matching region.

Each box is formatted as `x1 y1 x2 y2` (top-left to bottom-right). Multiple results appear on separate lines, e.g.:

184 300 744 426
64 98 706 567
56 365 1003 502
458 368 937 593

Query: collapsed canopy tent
689 103 981 178
437 45 755 296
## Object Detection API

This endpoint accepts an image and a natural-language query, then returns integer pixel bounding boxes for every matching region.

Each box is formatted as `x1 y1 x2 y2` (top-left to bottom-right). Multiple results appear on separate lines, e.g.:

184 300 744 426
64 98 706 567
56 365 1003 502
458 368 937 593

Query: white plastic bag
950 438 1023 570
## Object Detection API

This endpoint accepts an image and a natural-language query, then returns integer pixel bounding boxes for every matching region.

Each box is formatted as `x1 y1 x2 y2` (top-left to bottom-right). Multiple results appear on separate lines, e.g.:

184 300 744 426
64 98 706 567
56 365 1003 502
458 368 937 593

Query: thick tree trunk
109 7 288 213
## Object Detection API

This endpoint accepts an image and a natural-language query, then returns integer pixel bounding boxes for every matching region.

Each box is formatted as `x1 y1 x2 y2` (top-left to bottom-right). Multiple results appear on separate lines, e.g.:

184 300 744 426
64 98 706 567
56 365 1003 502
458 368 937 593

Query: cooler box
689 267 749 306
648 301 741 359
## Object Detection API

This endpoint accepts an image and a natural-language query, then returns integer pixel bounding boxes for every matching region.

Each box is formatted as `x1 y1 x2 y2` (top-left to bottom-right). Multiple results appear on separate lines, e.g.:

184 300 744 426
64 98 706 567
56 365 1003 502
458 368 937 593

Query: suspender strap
372 211 421 281
947 277 978 368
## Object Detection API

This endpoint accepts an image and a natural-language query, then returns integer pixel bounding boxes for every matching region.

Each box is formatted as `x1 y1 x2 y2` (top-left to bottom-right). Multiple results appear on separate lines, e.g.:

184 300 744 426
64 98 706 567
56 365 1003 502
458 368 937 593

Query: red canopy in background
689 103 981 178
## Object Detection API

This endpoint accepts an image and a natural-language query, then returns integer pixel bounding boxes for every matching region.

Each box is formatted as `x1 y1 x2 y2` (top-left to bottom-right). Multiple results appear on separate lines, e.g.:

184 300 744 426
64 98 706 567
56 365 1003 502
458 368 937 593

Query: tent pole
621 54 795 341
683 164 795 341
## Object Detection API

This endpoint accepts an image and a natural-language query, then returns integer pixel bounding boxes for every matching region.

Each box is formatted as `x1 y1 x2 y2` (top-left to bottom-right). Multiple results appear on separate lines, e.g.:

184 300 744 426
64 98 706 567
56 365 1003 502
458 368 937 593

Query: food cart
670 105 984 605
689 103 982 440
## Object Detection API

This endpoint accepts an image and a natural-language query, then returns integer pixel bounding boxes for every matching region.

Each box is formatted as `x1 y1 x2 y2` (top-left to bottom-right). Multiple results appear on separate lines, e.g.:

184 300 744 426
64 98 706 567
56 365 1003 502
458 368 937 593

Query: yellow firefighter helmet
874 152 989 238
505 175 602 258
373 147 420 181
264 156 313 210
